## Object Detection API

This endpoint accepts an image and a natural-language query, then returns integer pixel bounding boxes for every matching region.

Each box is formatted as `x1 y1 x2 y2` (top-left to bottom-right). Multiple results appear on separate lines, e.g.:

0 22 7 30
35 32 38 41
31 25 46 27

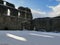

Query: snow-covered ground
0 31 60 45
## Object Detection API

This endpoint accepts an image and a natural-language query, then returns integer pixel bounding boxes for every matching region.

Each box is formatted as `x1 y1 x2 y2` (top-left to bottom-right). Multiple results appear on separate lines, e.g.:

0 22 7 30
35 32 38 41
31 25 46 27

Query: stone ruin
0 0 33 30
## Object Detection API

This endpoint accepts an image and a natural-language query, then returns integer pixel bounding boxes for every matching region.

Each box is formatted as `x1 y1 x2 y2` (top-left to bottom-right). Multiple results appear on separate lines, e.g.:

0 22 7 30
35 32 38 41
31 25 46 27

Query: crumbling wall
18 7 33 20
0 5 7 16
0 16 4 29
18 7 33 30
25 8 33 20
18 7 25 18
33 18 51 31
51 18 60 32
6 2 18 16
0 0 3 4
6 2 15 8
0 0 33 30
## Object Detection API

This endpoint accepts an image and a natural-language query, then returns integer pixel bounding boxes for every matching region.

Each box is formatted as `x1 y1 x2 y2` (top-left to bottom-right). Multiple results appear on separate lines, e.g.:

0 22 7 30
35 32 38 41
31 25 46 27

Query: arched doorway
18 12 20 16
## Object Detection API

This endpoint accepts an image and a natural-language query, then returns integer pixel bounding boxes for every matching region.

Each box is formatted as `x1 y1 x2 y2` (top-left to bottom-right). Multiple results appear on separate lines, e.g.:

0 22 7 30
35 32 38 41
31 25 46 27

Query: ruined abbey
0 0 60 32
0 0 33 30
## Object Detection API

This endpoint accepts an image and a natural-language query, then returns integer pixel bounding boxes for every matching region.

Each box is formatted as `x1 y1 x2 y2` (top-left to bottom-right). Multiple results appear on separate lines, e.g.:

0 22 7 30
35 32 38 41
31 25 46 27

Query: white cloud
31 9 46 15
31 9 47 18
48 4 60 17
31 4 60 18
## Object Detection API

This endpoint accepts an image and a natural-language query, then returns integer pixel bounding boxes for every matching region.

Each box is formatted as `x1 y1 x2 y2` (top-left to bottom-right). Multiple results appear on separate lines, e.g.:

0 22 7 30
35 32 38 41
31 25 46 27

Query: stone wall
0 0 3 4
0 1 33 30
51 18 60 32
18 7 33 30
33 17 60 32
33 18 50 31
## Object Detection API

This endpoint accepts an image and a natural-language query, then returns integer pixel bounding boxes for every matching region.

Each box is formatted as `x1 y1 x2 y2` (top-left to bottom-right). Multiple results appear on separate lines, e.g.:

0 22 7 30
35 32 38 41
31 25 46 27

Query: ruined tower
18 7 33 30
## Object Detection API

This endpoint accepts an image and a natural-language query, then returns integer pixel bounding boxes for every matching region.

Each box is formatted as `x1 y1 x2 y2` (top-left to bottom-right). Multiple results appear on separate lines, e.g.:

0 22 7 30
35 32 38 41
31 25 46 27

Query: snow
0 31 60 45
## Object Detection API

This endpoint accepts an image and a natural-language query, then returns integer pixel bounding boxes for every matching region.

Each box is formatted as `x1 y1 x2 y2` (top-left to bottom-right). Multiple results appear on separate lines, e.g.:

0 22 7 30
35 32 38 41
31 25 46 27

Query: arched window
4 1 6 5
7 9 10 16
18 12 20 16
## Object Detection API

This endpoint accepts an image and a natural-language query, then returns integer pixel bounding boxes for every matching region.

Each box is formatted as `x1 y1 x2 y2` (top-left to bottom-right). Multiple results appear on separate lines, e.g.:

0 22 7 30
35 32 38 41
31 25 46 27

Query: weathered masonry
0 0 33 30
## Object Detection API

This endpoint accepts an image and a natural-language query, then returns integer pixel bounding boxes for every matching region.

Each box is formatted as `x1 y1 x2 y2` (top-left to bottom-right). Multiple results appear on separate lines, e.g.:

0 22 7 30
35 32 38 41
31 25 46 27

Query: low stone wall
33 18 60 32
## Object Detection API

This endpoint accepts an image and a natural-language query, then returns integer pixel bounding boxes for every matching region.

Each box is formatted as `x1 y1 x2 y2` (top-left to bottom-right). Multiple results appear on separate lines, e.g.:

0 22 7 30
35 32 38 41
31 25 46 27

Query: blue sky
5 0 60 18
